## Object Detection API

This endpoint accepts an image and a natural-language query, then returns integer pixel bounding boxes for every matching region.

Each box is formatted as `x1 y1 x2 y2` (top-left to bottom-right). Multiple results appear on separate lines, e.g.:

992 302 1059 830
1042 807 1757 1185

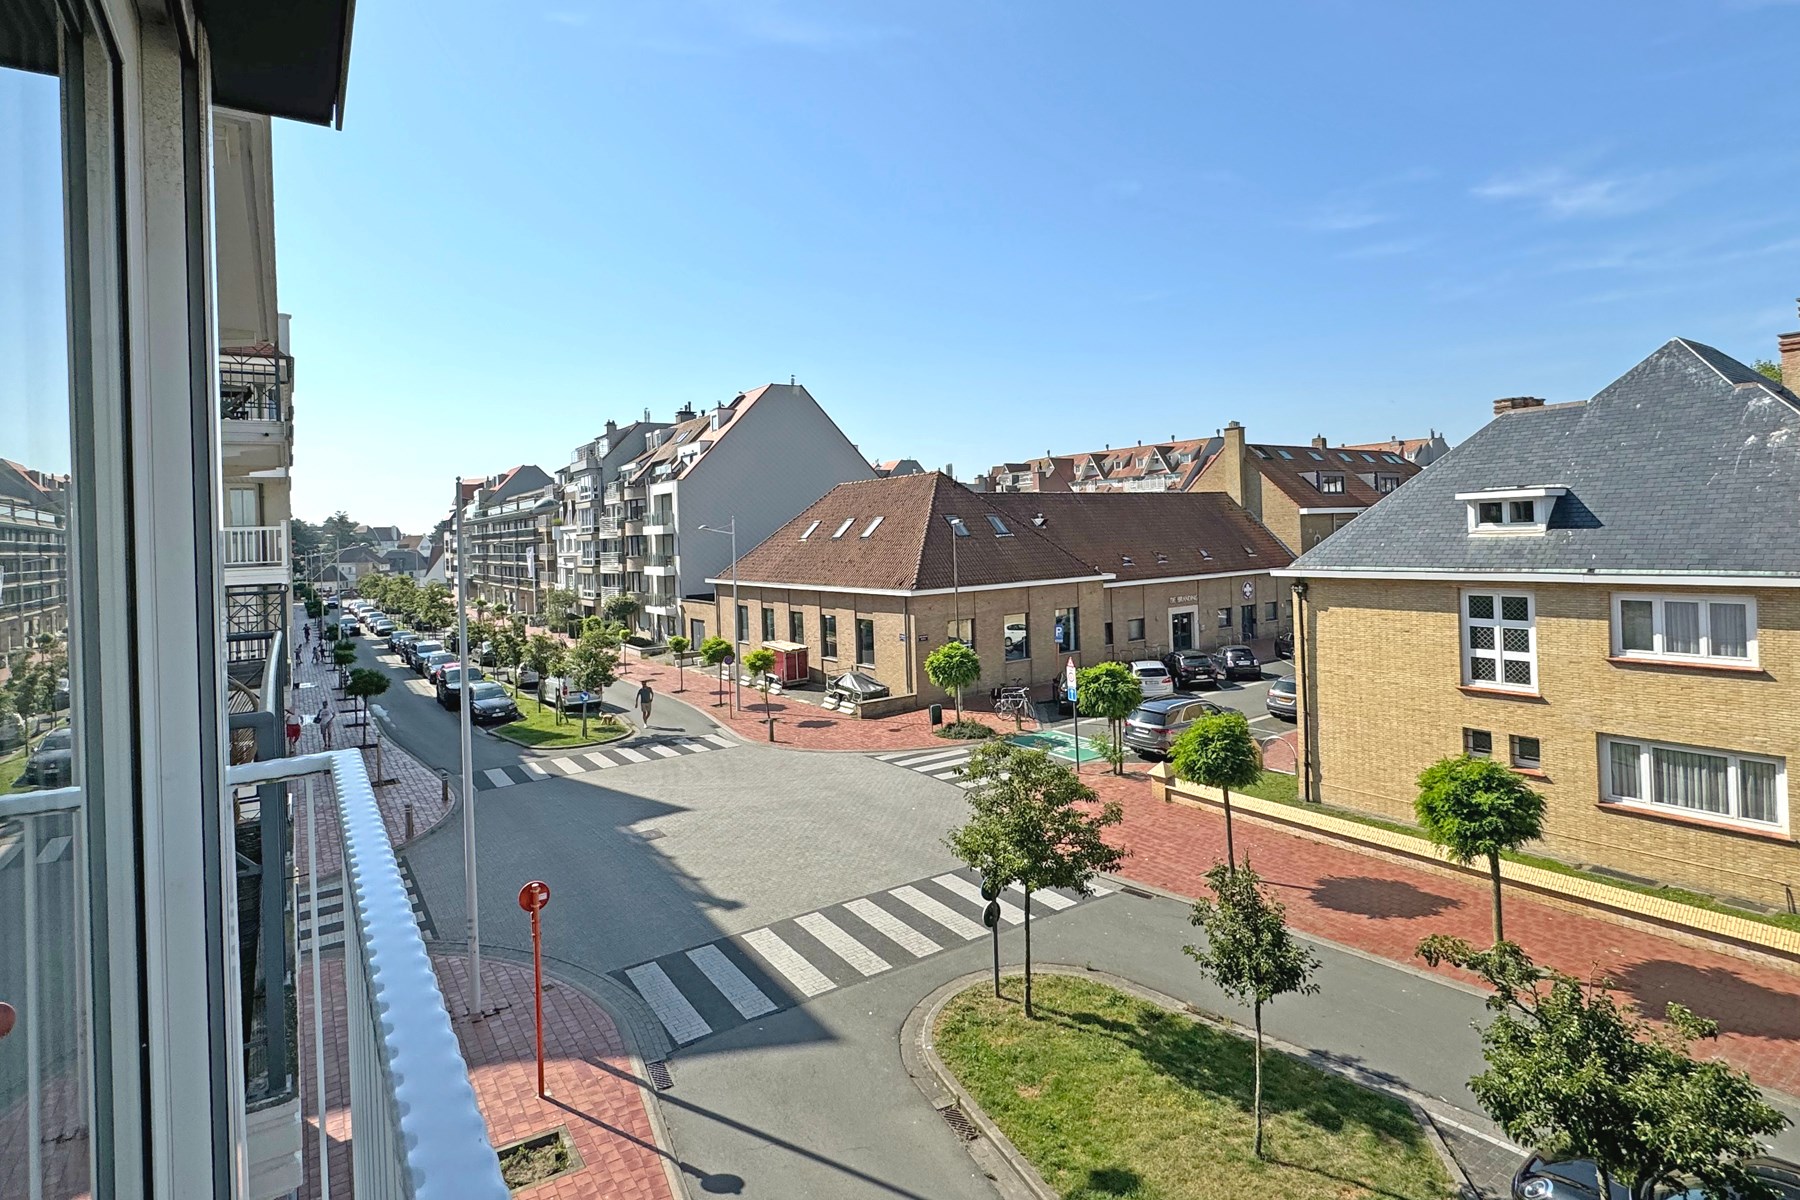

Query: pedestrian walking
303 624 311 644
318 701 334 750
285 708 302 754
636 680 654 730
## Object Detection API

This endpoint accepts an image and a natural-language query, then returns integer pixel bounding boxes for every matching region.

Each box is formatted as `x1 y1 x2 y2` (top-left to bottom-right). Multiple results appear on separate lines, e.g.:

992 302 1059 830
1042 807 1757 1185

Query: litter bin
928 703 943 726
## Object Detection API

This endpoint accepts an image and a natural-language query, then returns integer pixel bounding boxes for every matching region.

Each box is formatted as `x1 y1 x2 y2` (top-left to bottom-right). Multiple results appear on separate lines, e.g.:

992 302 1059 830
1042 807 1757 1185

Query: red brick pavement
1082 768 1800 1097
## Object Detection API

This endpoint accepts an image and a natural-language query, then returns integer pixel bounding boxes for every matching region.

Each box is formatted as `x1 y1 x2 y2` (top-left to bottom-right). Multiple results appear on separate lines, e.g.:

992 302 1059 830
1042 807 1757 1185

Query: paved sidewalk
1081 769 1800 1097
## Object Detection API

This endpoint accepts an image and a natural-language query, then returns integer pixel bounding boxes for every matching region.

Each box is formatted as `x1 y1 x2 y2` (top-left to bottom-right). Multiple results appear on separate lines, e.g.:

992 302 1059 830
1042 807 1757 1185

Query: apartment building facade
607 382 876 640
684 473 1292 707
981 435 1220 494
555 417 668 614
0 459 69 655
460 465 556 615
1281 339 1800 910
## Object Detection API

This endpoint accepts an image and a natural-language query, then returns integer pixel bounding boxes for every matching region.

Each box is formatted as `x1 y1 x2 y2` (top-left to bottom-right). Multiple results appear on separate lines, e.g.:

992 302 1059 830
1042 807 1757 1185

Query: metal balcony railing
647 553 673 568
223 525 288 569
229 750 507 1200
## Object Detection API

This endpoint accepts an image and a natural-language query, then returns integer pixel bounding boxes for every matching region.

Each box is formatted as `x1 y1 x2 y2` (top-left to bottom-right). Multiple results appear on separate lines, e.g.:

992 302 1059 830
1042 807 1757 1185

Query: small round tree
343 668 390 747
700 635 733 707
1076 661 1143 775
1169 710 1262 868
1415 755 1546 943
743 646 777 739
923 640 981 724
667 634 691 691
602 592 640 630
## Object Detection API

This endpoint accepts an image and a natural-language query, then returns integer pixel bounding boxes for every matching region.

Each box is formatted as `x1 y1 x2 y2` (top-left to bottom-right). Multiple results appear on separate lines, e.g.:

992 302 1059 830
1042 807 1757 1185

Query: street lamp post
697 518 738 713
455 477 482 1016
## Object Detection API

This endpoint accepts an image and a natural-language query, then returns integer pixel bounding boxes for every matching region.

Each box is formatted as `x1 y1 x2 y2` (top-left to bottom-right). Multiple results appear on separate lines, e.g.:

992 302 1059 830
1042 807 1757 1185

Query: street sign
0 1001 14 1040
983 900 1002 929
1064 657 1077 700
517 880 551 912
980 877 1000 902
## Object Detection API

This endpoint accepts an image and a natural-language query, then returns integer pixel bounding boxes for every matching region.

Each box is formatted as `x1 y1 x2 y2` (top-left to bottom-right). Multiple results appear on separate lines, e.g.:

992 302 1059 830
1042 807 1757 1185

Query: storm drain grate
937 1104 979 1142
647 1061 674 1091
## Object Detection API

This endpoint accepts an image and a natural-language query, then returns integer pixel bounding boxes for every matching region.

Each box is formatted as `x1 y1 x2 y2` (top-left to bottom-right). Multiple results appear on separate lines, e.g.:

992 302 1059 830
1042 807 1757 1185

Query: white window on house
831 518 856 539
1458 487 1564 535
1612 594 1756 667
1462 590 1536 691
860 516 884 538
1602 736 1785 830
799 519 821 540
1319 474 1345 494
1510 735 1541 771
1375 474 1400 493
1463 728 1492 758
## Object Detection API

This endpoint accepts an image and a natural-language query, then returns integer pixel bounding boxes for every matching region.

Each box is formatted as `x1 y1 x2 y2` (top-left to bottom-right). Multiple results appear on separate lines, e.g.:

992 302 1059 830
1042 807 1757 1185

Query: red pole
532 907 545 1097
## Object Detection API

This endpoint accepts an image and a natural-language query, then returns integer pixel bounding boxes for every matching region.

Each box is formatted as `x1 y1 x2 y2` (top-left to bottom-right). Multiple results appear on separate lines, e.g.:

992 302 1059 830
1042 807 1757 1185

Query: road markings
575 753 615 770
551 758 585 775
795 912 890 976
889 885 985 940
521 762 550 780
1009 881 1075 910
626 963 713 1044
645 744 681 759
742 928 837 997
686 945 778 1019
883 747 970 769
843 898 941 958
934 873 1024 924
482 768 515 789
613 747 649 764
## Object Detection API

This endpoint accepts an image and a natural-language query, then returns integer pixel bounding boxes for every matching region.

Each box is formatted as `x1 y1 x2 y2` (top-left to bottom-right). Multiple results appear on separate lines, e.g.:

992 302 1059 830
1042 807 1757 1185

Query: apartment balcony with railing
222 523 289 588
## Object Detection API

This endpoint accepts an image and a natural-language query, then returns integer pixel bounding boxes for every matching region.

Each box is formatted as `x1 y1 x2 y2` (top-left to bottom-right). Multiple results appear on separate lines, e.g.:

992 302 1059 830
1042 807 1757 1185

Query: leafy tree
322 511 358 544
946 743 1124 1017
667 634 691 691
923 640 981 724
1415 755 1546 943
700 635 733 707
290 517 323 563
543 586 578 634
343 668 390 747
1184 860 1321 1159
331 640 357 687
416 582 452 631
492 601 510 618
1075 661 1143 775
564 633 619 739
491 626 525 681
744 646 777 738
1754 357 1783 382
1417 936 1788 1199
602 591 640 628
1169 710 1262 868
471 596 489 626
1085 732 1125 776
523 634 563 711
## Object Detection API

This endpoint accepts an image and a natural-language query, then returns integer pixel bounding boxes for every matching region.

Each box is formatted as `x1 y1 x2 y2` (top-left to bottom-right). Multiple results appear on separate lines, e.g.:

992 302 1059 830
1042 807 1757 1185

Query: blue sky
6 3 1800 531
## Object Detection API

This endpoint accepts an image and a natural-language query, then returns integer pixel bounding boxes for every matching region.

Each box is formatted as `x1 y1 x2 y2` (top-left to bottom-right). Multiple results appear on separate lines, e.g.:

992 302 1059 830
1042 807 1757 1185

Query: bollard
767 716 777 743
440 768 450 811
405 800 415 843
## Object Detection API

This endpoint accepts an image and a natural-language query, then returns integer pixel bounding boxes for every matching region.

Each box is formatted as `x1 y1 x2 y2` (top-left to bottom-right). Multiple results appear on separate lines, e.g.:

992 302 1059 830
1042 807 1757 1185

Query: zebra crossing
298 858 436 949
869 745 979 787
476 733 736 790
615 866 1115 1048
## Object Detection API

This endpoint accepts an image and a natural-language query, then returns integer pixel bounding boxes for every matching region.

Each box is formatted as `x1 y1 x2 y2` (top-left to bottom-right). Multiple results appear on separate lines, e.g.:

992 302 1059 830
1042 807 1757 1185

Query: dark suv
1122 696 1223 759
1211 643 1262 681
1162 649 1219 690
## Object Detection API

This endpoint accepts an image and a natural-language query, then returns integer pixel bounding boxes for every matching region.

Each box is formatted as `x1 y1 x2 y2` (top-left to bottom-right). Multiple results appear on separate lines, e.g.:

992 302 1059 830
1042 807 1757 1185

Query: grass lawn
490 683 630 749
0 746 29 793
935 975 1454 1200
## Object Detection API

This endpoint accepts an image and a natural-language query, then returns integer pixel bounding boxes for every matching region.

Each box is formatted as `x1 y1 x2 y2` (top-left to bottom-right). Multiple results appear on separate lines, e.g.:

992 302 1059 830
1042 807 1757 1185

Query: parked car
1162 649 1220 690
436 665 487 708
390 630 420 655
407 640 445 671
1122 696 1223 759
325 597 339 610
371 618 395 636
516 663 541 689
1266 675 1296 720
0 712 26 754
337 616 359 637
1212 643 1262 681
1129 659 1175 698
1273 630 1295 660
23 728 75 787
466 680 521 725
418 651 457 681
1513 1153 1800 1200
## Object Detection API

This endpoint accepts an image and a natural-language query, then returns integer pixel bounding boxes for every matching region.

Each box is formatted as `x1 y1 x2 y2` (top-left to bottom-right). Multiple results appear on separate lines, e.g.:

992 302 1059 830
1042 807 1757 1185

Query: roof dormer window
1319 474 1345 494
1457 487 1566 536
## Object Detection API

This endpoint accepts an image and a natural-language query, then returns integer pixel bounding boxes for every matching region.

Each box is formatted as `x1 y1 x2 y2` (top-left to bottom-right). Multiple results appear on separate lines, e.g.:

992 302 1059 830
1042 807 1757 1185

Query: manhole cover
647 1061 674 1091
937 1104 978 1142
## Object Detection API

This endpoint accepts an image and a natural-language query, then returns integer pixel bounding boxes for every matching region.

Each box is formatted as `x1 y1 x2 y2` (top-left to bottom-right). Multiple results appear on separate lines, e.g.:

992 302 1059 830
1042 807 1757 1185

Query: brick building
683 472 1292 708
1279 339 1800 909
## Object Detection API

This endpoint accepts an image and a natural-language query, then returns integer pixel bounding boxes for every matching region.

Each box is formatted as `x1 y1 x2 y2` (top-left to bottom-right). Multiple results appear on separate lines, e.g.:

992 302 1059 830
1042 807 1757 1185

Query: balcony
645 553 676 575
596 518 622 539
641 510 675 536
603 479 646 506
222 524 289 587
598 552 623 571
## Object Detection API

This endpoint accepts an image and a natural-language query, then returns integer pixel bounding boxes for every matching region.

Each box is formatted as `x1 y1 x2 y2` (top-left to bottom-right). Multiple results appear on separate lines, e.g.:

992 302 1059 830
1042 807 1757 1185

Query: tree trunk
1489 851 1504 944
1253 1000 1265 1159
1023 893 1034 1018
953 688 962 724
676 659 683 691
1223 788 1236 868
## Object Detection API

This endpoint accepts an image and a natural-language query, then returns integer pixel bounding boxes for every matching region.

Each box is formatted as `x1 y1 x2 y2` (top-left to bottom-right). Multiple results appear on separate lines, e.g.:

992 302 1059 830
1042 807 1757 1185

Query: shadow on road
1306 875 1463 921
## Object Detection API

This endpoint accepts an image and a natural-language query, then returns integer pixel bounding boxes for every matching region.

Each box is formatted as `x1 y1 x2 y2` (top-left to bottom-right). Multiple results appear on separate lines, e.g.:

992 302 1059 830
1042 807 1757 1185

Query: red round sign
517 880 551 912
0 1002 15 1040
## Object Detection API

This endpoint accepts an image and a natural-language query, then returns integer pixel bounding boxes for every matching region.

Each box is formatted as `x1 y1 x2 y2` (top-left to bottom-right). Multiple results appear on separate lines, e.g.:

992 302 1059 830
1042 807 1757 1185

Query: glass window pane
1477 501 1502 524
1469 657 1497 682
1503 659 1533 686
1463 728 1491 757
1509 500 1535 523
1664 601 1700 655
1468 626 1494 651
1500 596 1530 623
855 617 874 665
788 610 804 644
1503 627 1531 654
761 607 775 642
1620 600 1654 652
1652 746 1729 814
1126 617 1145 642
1467 594 1494 620
1053 607 1078 652
821 614 837 657
1709 603 1748 658
1739 760 1779 824
1510 736 1541 769
1609 741 1642 799
1003 613 1028 661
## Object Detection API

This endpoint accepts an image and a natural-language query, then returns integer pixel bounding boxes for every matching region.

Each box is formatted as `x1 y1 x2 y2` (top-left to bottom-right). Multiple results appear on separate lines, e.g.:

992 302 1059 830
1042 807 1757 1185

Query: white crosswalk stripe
646 744 681 759
482 768 515 789
742 928 836 996
1091 882 1116 896
626 963 713 1044
613 747 649 763
703 734 735 748
874 745 984 788
686 945 778 1019
1009 881 1076 910
842 898 940 958
934 873 1024 924
551 757 585 775
521 762 550 780
889 885 985 940
579 752 615 769
886 747 971 769
795 912 889 977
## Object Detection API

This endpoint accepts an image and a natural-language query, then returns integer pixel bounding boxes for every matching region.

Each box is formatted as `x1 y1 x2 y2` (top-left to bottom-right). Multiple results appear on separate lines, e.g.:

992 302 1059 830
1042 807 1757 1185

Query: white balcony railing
229 750 507 1200
223 524 288 569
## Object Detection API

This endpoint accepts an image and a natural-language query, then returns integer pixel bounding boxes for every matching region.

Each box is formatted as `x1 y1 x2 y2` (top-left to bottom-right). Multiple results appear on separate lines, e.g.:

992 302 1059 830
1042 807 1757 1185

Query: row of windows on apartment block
1460 590 1760 694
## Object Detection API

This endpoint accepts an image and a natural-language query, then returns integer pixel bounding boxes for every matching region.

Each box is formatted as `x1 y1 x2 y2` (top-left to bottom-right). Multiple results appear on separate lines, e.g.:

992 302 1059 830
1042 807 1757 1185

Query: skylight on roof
986 514 1012 537
1200 548 1212 559
1252 447 1269 458
1121 554 1135 566
1276 449 1293 459
1360 452 1375 462
945 515 971 537
860 516 883 538
1154 552 1169 564
1385 453 1403 463
1308 451 1324 461
831 518 855 539
1244 545 1257 556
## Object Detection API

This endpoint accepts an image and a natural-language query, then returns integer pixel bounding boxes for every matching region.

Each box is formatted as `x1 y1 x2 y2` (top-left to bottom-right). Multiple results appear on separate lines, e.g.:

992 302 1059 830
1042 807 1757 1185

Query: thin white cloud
1472 167 1662 219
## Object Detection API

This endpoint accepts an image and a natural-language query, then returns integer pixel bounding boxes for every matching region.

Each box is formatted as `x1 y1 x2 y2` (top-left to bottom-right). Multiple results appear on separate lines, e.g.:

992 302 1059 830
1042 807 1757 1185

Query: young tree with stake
564 633 619 740
700 636 733 707
946 743 1123 1017
667 634 690 691
1415 754 1545 943
1169 710 1261 867
522 634 560 710
1075 660 1142 775
923 640 981 724
743 646 777 738
1184 860 1320 1159
343 668 390 747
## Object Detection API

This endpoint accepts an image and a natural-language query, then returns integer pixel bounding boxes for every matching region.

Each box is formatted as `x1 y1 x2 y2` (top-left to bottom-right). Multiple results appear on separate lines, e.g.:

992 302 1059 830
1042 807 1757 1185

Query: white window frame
1461 589 1536 692
1600 735 1786 832
1457 486 1566 536
1610 592 1758 668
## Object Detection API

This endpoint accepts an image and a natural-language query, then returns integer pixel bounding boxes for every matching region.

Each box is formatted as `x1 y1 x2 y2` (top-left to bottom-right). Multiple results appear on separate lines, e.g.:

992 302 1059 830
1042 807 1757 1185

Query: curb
903 964 1505 1200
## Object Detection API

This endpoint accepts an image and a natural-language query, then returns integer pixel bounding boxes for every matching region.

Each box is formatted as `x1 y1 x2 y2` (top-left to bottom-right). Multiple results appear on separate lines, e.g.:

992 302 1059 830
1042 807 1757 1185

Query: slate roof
1287 339 1800 580
985 491 1293 581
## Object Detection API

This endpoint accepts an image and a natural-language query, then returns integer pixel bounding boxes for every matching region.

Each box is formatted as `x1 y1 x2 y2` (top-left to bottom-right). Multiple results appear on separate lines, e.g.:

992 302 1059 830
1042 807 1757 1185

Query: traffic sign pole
981 877 1003 998
518 881 552 1096
1065 658 1079 774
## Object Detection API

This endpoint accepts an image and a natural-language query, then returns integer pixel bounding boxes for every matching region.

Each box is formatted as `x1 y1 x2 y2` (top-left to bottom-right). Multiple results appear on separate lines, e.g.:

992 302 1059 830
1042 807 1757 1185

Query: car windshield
444 667 483 683
40 730 72 751
1271 678 1295 694
1127 706 1170 726
469 682 507 700
1135 666 1166 678
414 642 442 654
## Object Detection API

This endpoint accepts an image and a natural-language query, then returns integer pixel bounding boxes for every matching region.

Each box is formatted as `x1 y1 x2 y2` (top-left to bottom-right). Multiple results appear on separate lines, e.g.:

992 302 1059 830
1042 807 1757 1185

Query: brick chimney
1212 421 1262 521
1310 435 1328 449
1493 396 1547 416
1780 302 1800 391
